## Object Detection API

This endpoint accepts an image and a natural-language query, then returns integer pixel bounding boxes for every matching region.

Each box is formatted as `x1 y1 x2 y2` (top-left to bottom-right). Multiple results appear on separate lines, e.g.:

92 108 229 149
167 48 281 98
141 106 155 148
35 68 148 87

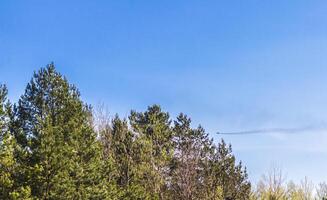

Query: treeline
0 64 250 199
251 167 327 200
1 64 327 200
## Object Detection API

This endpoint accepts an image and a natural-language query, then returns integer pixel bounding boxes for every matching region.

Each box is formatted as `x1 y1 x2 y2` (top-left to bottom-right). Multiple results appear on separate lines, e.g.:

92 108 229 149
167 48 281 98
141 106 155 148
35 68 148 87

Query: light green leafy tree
129 105 174 199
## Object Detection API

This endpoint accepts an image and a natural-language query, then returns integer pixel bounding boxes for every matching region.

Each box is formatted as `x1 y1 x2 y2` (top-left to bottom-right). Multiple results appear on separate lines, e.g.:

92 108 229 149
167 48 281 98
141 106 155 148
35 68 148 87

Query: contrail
216 126 326 135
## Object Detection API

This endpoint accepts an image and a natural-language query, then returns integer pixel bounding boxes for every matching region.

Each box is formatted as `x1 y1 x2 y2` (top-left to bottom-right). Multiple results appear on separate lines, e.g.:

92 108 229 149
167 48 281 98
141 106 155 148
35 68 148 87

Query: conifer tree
207 140 251 200
170 113 213 200
0 84 14 198
129 105 174 199
110 115 143 199
12 64 104 199
94 111 120 200
0 84 32 200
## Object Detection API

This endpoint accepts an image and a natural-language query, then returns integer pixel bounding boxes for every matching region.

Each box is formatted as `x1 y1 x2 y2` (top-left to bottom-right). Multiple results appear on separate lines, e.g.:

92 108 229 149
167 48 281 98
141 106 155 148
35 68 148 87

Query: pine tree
12 64 104 199
0 84 32 200
129 105 174 199
0 84 13 198
208 139 251 200
95 112 120 200
170 113 213 200
110 115 141 199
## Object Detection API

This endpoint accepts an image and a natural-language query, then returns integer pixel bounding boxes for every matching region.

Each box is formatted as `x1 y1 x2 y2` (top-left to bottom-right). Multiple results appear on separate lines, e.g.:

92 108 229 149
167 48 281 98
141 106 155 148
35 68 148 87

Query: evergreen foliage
0 84 32 199
11 64 106 199
1 64 254 199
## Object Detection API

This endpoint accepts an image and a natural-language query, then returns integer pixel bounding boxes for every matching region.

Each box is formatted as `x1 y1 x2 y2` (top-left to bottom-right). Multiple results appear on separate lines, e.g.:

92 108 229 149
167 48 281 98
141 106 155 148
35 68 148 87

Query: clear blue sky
1 0 327 185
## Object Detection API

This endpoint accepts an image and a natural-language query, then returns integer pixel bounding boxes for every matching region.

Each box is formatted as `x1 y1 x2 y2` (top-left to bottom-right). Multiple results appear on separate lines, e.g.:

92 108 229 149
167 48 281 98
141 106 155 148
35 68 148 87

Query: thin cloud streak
217 125 327 135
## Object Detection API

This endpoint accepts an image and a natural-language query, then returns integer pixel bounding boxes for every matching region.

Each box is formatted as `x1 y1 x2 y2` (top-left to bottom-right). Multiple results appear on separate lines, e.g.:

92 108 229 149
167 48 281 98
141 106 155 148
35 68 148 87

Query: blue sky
1 0 327 185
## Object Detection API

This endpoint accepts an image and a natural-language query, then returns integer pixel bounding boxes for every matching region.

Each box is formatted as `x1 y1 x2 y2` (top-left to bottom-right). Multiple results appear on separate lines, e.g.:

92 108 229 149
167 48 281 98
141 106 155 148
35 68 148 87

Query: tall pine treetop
15 63 87 144
12 63 102 199
0 84 11 139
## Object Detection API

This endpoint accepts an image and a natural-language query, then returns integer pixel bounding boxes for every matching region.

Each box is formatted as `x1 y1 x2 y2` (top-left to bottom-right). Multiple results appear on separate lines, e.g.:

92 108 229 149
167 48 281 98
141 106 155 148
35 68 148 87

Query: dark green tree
110 115 144 199
12 64 104 199
207 139 251 200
